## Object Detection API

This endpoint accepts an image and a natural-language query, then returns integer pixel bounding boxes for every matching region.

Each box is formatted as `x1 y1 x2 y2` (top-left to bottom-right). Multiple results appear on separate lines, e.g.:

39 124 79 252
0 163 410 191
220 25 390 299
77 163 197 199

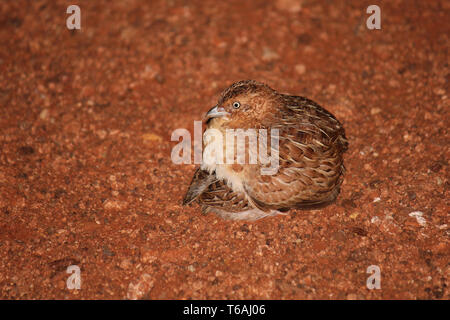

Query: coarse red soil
0 0 448 299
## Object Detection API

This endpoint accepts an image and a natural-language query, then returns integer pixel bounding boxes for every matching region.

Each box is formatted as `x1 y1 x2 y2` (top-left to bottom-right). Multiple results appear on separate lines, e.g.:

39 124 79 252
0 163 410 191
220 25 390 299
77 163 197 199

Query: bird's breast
201 125 248 193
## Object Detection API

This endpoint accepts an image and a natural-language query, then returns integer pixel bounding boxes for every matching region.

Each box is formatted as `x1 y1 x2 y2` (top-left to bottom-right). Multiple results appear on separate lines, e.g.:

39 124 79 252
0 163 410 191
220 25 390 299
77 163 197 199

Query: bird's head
204 80 278 129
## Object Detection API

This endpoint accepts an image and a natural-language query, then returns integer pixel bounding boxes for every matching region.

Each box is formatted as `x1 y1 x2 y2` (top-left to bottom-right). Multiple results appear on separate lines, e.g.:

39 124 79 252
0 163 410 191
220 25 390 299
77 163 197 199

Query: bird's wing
243 96 347 210
182 167 217 205
280 95 348 152
198 179 251 213
183 168 250 212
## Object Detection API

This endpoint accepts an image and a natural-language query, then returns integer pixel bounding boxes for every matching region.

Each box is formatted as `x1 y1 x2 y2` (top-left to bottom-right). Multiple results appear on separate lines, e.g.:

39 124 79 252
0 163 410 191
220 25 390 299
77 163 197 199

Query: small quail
183 80 348 220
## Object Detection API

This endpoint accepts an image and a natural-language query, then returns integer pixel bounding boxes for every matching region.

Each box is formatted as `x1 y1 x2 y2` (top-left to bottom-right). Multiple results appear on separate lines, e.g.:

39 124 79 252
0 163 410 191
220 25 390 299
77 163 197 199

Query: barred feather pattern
183 80 348 220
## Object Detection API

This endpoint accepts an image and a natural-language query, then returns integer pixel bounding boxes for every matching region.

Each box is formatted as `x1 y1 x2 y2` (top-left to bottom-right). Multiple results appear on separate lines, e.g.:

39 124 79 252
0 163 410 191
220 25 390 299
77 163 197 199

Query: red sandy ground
0 0 448 299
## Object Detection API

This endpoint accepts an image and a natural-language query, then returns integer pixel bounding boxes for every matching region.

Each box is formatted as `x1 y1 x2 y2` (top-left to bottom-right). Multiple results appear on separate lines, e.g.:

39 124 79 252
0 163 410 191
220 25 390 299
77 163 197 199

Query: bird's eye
232 101 241 109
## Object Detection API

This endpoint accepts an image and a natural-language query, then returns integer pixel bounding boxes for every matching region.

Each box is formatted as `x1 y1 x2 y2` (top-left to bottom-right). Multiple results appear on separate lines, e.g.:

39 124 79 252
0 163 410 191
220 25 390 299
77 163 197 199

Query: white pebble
409 211 426 226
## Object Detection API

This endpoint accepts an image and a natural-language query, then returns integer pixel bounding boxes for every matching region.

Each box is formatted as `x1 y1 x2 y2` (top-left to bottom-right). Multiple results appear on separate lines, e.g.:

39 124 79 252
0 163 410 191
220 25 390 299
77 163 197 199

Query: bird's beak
204 105 230 121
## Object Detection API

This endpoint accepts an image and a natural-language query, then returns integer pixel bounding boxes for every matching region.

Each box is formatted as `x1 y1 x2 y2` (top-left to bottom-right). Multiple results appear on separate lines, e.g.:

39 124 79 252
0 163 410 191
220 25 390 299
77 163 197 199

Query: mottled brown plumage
183 80 348 220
